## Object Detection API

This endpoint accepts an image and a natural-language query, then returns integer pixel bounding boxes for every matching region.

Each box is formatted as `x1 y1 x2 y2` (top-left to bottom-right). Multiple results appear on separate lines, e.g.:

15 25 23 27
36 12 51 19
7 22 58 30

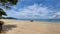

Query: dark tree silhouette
0 0 18 33
0 0 18 17
0 8 7 19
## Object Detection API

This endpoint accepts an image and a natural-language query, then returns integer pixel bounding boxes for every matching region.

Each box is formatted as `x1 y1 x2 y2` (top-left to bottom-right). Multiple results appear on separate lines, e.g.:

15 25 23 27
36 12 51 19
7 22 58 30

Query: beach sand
0 19 60 34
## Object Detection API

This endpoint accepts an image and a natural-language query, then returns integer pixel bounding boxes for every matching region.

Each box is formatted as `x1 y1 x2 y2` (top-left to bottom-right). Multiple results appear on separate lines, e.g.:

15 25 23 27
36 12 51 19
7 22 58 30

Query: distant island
1 17 17 19
0 17 60 22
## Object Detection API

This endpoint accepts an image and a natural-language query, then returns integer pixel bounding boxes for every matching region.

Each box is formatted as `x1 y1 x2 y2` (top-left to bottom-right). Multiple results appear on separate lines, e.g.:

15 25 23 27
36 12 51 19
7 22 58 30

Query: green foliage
0 8 7 16
0 8 7 18
0 0 18 18
0 0 18 5
7 0 18 5
0 0 18 9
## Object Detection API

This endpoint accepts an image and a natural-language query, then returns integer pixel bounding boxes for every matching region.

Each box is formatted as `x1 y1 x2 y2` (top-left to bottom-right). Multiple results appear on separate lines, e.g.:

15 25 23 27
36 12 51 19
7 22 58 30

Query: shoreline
1 19 60 23
0 19 60 34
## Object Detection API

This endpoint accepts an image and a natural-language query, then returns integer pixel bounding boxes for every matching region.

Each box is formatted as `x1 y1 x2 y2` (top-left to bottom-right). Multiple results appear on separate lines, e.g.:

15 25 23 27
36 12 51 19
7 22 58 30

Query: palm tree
0 0 18 9
0 8 7 19
0 0 18 17
0 0 18 33
0 0 18 5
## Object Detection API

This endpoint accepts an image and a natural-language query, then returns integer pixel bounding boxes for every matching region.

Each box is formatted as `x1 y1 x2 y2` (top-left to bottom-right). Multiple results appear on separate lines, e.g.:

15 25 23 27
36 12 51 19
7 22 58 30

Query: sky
4 0 60 19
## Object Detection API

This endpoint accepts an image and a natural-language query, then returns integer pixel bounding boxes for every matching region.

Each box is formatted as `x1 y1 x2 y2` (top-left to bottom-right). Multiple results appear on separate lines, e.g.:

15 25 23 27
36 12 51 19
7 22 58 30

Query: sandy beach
0 19 60 34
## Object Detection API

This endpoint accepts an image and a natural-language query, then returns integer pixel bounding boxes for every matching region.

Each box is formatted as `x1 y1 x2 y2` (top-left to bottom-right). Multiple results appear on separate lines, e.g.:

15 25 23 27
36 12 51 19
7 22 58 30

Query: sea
7 18 60 22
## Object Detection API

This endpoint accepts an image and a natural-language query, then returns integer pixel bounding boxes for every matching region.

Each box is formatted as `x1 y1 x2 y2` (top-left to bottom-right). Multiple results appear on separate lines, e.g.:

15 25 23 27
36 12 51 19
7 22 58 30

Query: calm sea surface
8 19 60 22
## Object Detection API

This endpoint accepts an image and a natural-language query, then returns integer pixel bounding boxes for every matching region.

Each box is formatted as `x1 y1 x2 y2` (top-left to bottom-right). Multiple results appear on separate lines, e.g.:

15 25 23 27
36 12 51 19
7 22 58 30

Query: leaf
7 0 18 5
0 0 18 17
0 0 7 3
0 8 7 16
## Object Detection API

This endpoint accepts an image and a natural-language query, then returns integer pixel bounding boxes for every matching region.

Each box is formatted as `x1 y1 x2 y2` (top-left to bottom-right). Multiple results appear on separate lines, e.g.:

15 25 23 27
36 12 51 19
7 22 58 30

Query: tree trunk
0 15 4 33
0 21 4 33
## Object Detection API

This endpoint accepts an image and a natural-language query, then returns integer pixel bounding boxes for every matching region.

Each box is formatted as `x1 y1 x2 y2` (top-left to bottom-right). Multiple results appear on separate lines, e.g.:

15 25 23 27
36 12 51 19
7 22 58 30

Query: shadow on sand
2 24 17 34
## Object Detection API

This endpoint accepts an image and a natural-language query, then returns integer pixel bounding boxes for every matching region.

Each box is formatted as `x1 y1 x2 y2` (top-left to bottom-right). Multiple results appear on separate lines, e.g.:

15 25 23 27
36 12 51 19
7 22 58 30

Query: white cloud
54 12 60 18
5 4 59 19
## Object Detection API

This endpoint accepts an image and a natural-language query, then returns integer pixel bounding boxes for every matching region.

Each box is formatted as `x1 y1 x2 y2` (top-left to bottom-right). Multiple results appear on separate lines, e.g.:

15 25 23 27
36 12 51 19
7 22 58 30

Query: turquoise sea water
8 18 60 22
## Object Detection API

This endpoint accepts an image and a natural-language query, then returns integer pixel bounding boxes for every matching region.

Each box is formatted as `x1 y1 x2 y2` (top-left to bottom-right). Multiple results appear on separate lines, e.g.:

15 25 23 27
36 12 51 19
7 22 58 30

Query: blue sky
4 0 60 19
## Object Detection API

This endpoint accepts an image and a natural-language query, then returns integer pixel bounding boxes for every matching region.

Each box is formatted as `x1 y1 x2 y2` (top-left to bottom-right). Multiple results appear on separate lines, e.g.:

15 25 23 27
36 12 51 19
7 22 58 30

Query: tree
0 0 18 33
0 8 7 19
0 0 18 18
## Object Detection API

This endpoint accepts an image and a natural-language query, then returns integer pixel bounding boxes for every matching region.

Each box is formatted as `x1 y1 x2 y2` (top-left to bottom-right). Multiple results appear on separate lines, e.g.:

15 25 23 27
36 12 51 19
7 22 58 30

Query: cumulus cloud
54 12 60 18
